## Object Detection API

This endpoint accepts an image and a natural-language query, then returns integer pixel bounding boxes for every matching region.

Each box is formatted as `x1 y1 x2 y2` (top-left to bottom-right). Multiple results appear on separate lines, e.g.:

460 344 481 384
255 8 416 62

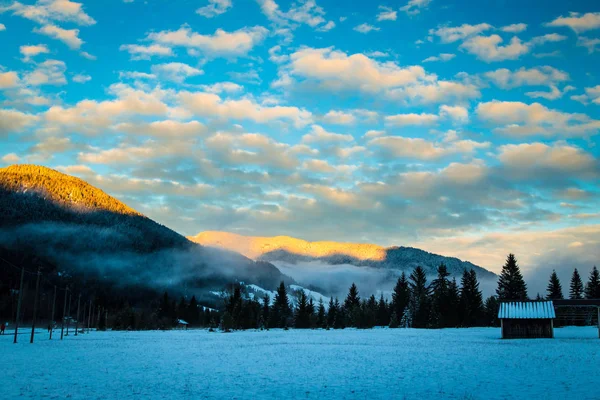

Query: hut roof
498 301 556 319
177 319 189 325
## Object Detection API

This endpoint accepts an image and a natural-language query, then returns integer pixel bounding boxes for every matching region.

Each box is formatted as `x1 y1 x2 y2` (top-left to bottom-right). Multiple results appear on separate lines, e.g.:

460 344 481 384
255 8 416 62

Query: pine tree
569 268 584 299
546 270 564 300
430 264 450 328
409 266 431 328
460 270 484 327
585 266 600 299
376 294 389 327
262 294 270 329
391 272 410 323
326 297 336 328
220 312 233 332
307 298 316 328
344 283 361 327
496 253 528 300
365 295 378 328
316 298 326 328
446 278 460 327
188 296 199 325
484 296 500 327
272 281 291 328
294 291 310 328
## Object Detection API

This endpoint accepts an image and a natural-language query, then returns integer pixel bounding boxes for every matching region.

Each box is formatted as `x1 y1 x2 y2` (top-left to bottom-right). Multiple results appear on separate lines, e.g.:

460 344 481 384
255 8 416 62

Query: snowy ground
1 327 599 399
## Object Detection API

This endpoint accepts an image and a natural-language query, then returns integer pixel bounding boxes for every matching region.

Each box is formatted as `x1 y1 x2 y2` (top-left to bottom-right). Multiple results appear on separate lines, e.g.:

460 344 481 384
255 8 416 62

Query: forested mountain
0 165 289 308
190 231 496 279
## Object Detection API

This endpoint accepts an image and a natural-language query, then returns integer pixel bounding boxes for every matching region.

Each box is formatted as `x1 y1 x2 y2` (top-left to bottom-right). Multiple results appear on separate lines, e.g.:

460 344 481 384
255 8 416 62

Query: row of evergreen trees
217 253 600 331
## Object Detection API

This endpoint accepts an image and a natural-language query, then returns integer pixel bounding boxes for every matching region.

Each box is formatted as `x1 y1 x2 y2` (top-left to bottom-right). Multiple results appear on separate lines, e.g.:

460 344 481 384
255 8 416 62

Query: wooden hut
176 319 189 330
498 301 556 339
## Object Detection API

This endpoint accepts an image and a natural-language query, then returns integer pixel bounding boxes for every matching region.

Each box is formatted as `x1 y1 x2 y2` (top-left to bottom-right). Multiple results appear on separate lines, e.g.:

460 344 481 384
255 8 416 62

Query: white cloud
1 0 96 26
113 120 206 138
460 35 529 62
400 0 431 15
179 91 313 128
322 110 356 125
525 85 575 101
354 23 380 34
0 109 38 135
385 112 438 126
120 44 174 60
1 153 20 163
528 33 567 46
0 71 20 88
498 142 596 174
429 23 493 43
196 0 232 18
72 73 91 83
501 23 527 33
577 36 600 54
376 6 397 21
440 105 469 123
423 53 455 62
23 59 67 86
302 125 353 144
144 25 268 58
316 20 335 32
257 0 335 33
570 85 600 105
34 24 83 49
485 66 569 88
476 100 600 137
0 23 5 31
151 62 203 83
19 44 50 61
368 136 488 160
545 12 600 33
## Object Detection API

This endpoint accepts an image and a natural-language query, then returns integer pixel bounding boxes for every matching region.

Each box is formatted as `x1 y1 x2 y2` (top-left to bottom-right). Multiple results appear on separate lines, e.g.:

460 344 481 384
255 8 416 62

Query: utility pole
13 267 25 344
75 294 81 336
66 291 71 336
30 268 41 344
60 286 68 340
49 285 56 339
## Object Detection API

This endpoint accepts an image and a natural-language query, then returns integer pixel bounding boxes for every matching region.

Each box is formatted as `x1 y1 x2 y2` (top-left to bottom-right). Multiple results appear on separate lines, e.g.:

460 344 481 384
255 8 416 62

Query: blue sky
0 0 599 274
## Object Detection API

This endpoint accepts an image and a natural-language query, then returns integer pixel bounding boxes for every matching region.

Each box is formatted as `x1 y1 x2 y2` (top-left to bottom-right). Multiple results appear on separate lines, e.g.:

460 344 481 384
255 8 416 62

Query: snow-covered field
2 327 599 399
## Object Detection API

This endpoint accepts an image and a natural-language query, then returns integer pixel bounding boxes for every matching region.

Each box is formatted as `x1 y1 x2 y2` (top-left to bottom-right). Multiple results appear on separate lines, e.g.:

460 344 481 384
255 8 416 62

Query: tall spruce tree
446 278 460 327
484 296 500 327
460 269 484 327
569 268 584 299
326 297 336 328
344 283 361 327
272 281 291 328
409 266 431 328
262 294 270 329
496 253 528 300
585 266 600 299
294 291 310 328
430 264 451 328
391 272 411 323
376 294 389 327
546 270 564 300
316 298 326 328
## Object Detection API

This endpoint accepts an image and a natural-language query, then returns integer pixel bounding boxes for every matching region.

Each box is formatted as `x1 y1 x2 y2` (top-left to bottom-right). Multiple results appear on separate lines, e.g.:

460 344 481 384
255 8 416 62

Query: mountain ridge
190 231 496 278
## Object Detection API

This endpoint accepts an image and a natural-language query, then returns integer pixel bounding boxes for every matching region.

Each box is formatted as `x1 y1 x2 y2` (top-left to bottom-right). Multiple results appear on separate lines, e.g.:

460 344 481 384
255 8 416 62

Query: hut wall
501 319 553 339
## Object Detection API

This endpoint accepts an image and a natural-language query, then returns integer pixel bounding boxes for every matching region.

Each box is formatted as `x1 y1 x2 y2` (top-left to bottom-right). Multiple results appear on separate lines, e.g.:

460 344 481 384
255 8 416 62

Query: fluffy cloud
196 0 232 18
0 109 38 135
23 59 67 86
322 110 356 125
130 26 268 59
440 105 469 123
376 6 397 21
0 71 20 88
525 85 574 101
257 0 335 33
570 85 600 105
120 44 174 60
545 12 600 33
178 91 313 127
429 23 493 43
34 24 83 49
460 35 529 62
577 36 600 54
72 73 91 83
0 23 5 31
151 62 203 83
368 135 488 160
302 125 353 144
400 0 431 15
113 120 206 138
423 53 455 62
19 44 50 60
476 100 600 137
501 23 527 33
484 66 569 88
385 112 438 126
1 0 95 26
354 23 380 34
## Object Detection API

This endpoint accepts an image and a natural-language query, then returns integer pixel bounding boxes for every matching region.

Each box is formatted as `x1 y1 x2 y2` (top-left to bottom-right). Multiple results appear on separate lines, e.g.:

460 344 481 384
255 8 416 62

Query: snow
2 327 599 399
289 284 330 307
499 301 556 319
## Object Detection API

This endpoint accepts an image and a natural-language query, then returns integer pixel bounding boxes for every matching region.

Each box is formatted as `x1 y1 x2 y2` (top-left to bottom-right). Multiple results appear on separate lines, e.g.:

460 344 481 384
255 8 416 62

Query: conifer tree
446 278 460 327
569 268 584 299
316 298 326 328
585 266 600 299
262 294 270 329
366 295 378 328
496 253 528 300
391 272 410 323
388 311 399 328
294 291 310 328
188 296 199 325
430 264 450 328
460 270 484 327
326 297 336 328
272 281 291 328
409 266 431 328
333 298 345 329
307 298 316 328
546 270 563 300
376 294 389 327
344 283 361 327
484 296 500 327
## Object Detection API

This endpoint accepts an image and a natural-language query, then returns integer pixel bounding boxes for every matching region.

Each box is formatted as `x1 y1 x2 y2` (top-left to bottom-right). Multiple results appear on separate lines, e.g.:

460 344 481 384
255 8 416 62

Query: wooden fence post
30 268 41 344
13 267 25 344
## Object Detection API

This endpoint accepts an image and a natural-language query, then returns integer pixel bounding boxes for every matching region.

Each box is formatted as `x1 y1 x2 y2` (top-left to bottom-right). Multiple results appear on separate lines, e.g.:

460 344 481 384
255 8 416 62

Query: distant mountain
190 231 496 279
0 165 289 306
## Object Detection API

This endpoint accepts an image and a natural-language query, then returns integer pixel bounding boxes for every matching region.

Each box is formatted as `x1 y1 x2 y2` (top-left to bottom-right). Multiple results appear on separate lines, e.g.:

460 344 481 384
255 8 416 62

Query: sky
0 0 599 276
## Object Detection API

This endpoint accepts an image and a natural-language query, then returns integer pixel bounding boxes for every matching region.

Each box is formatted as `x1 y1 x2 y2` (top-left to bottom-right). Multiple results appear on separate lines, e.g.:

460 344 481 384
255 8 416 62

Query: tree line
215 253 600 331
